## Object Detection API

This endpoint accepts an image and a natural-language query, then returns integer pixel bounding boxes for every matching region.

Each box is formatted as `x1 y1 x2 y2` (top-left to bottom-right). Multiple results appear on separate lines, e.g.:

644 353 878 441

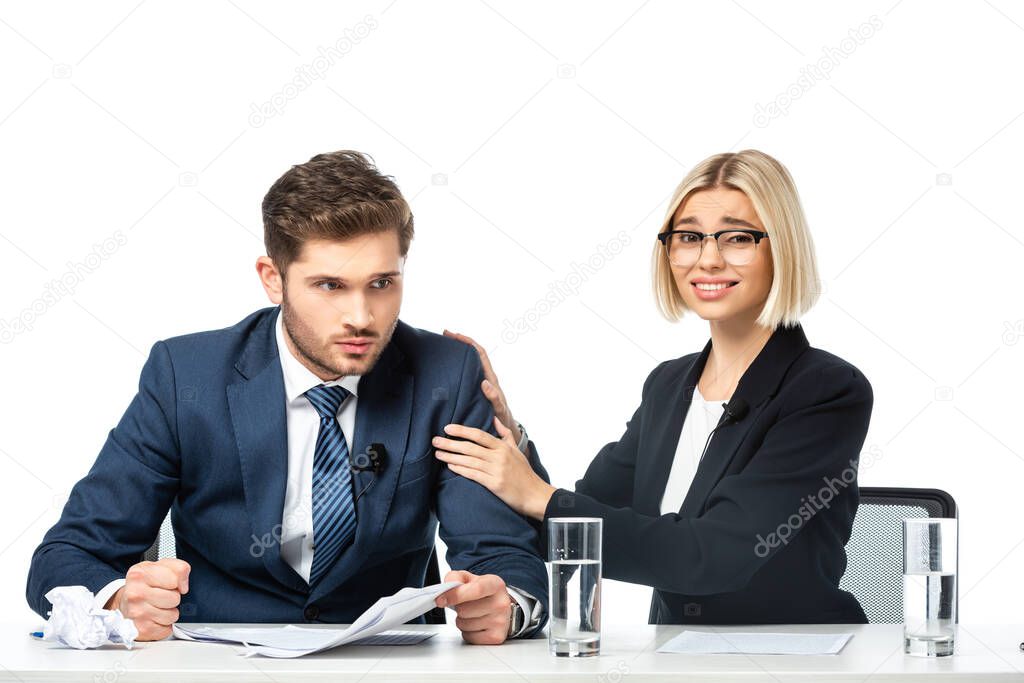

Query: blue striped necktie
304 384 357 586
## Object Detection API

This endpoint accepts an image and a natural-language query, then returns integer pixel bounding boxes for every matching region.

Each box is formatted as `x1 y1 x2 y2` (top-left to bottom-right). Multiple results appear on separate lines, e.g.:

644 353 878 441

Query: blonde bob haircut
651 149 820 330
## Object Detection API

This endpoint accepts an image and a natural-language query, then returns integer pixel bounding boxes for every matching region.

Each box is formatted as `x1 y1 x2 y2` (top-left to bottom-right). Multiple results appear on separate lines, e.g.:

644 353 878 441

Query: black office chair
142 514 448 624
839 486 957 624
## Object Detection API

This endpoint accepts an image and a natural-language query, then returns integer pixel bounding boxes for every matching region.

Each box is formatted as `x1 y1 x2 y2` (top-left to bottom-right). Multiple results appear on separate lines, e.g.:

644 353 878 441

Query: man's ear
255 256 284 304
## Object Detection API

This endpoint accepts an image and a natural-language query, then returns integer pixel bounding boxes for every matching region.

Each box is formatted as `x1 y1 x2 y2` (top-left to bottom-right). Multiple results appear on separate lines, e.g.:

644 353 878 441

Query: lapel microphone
698 398 749 464
351 443 387 474
352 443 387 501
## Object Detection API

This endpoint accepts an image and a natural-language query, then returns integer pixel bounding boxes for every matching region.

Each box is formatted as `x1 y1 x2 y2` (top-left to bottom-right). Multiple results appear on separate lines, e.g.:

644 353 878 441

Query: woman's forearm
525 481 557 521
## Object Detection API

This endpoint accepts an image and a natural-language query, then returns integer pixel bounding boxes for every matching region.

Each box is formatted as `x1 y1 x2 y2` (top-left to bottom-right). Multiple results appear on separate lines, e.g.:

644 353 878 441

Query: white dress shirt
659 386 729 515
275 309 361 581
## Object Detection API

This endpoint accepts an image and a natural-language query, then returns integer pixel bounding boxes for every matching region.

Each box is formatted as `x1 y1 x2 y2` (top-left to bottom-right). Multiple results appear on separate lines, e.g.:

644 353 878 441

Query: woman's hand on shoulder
444 329 522 444
433 417 554 520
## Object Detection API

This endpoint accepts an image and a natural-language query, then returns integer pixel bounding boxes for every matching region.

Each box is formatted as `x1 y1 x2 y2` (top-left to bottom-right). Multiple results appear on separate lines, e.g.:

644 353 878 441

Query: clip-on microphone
698 398 749 463
351 443 387 501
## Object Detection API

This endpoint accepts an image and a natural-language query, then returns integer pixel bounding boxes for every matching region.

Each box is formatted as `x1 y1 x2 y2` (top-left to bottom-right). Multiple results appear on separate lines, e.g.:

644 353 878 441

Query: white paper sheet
657 630 854 656
172 581 459 658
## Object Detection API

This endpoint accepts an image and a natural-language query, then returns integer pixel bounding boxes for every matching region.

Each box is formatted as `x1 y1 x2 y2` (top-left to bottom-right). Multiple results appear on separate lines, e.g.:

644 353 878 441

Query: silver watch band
515 421 529 454
507 597 524 638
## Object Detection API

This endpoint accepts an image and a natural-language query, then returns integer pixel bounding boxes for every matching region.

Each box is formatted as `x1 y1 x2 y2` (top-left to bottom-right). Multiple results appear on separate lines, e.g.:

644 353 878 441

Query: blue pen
29 631 44 638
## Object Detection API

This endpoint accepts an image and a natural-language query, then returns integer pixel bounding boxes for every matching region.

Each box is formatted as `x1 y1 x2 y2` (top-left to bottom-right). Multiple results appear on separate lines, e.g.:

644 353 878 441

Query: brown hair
262 150 414 276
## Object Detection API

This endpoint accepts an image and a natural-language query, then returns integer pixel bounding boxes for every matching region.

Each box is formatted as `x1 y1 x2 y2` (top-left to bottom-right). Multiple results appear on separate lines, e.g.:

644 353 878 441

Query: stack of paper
172 581 459 658
657 630 854 655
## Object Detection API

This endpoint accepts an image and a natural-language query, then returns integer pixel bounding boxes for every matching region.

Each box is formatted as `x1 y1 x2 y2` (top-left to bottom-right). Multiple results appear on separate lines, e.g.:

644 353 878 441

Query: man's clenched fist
104 558 191 641
436 570 514 645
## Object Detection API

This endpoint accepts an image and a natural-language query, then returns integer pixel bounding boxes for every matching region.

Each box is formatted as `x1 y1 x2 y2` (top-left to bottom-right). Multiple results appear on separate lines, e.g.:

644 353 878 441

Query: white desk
6 621 1024 681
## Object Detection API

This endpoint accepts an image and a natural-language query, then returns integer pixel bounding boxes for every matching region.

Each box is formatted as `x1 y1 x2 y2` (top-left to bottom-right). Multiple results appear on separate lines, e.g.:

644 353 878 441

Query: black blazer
529 323 872 624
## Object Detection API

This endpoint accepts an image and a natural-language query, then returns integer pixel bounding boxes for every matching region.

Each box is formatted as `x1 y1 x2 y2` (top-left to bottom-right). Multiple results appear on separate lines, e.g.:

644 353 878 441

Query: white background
1 0 1022 631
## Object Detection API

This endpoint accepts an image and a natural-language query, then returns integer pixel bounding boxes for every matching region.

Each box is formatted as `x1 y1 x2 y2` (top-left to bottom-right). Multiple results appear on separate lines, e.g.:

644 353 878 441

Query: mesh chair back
840 487 957 623
142 512 175 563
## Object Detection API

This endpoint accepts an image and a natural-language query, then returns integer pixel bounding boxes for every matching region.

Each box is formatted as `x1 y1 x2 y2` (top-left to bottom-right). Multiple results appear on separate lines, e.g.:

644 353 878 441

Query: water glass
547 517 602 657
903 517 957 657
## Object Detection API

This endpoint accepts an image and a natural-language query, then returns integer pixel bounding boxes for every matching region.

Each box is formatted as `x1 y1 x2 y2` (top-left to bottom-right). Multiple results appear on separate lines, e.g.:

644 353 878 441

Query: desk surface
7 621 1024 682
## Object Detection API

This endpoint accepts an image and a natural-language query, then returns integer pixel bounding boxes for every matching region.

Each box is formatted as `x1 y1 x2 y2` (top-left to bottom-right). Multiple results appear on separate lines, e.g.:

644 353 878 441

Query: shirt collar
275 307 360 404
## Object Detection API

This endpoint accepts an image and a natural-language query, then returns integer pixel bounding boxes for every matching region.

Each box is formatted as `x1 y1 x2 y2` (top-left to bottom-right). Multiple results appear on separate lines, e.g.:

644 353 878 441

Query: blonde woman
435 150 872 625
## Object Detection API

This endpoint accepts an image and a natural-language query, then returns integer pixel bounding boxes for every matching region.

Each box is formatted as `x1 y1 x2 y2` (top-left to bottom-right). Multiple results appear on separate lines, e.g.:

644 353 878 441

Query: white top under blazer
659 386 729 516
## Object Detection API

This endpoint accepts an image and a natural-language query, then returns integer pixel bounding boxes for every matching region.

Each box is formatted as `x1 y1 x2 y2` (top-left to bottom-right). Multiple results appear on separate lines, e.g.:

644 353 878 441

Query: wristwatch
507 596 524 638
515 421 529 454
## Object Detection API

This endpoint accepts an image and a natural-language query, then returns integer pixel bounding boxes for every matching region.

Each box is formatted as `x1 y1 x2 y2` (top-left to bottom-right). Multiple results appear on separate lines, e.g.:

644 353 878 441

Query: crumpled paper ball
41 585 139 649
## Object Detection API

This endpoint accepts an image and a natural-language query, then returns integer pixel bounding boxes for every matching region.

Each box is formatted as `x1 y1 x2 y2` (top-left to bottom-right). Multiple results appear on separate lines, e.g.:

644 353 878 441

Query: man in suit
26 150 547 644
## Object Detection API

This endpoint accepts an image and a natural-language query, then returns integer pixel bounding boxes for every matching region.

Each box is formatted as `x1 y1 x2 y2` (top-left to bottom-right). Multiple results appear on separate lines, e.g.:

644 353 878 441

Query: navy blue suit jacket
27 307 548 632
531 324 871 625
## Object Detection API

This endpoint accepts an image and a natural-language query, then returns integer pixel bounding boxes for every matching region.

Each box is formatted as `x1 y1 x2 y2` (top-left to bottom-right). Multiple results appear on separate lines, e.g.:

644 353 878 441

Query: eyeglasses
657 229 769 267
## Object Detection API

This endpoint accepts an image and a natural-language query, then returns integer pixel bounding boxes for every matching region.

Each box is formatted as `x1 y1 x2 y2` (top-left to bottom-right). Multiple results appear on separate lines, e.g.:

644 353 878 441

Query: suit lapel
676 402 758 518
677 324 811 517
634 342 710 516
226 308 307 593
310 331 413 602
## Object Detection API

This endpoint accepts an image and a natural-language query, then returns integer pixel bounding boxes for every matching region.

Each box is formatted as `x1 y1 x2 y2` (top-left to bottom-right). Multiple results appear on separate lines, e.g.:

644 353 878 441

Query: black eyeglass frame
656 228 770 247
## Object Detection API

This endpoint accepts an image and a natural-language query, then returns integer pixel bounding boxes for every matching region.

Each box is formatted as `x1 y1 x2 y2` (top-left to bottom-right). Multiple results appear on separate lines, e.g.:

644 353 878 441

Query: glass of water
903 517 957 657
547 517 602 657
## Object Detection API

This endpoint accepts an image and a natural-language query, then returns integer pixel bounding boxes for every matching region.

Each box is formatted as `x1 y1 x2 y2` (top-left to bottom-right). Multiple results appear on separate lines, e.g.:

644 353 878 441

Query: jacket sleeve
25 341 181 617
544 364 873 596
433 345 549 636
